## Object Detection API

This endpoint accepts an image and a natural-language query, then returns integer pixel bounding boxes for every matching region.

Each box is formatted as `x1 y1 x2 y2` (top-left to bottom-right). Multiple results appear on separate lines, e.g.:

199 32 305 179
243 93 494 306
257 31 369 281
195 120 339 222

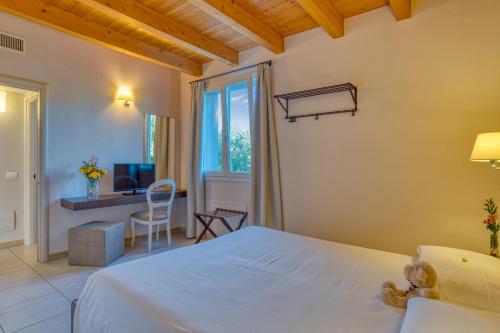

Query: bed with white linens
74 226 500 333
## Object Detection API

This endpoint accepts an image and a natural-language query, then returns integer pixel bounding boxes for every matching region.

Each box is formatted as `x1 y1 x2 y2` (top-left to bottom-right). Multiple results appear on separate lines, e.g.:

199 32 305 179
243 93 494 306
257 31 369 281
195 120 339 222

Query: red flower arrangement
483 198 499 257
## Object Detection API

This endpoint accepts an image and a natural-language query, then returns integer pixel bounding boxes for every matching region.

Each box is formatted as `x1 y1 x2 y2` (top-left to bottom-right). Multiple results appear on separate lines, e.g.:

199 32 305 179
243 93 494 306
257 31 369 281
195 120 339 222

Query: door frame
0 74 49 262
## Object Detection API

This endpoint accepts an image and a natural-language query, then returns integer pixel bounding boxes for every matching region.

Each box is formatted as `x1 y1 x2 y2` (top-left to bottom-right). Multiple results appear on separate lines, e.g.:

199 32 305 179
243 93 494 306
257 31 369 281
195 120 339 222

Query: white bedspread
74 227 411 333
400 298 500 333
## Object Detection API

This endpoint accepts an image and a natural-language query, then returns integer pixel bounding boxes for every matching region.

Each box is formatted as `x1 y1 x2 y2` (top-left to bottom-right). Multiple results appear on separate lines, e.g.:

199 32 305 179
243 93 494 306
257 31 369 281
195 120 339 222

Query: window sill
205 175 250 183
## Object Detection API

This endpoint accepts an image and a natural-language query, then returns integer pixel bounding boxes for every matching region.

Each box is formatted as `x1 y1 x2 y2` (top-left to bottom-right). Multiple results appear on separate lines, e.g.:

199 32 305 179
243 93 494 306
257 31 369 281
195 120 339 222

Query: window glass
226 81 252 173
203 90 223 173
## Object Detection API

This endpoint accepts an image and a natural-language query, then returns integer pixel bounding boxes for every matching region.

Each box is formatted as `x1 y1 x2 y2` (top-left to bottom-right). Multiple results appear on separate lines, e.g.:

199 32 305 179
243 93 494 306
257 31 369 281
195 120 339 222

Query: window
203 74 255 178
144 113 156 164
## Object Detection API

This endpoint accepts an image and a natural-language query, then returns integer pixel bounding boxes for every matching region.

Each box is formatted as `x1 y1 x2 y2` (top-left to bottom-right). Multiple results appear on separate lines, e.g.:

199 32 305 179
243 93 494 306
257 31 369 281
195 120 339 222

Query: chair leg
166 222 171 247
130 220 135 248
148 224 153 252
156 224 160 243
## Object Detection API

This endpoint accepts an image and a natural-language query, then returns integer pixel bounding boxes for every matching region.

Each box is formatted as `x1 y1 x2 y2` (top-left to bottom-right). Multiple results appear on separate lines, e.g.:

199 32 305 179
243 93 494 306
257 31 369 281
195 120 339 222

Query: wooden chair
129 179 176 252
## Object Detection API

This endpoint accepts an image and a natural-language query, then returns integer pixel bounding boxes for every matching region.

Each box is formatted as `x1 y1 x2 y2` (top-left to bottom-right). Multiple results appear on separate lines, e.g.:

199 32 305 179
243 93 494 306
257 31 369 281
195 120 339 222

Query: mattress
74 226 412 333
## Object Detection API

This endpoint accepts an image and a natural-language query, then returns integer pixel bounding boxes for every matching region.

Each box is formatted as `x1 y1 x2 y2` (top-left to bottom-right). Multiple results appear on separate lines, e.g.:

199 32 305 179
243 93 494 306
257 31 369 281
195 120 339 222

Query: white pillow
400 297 500 333
417 245 500 313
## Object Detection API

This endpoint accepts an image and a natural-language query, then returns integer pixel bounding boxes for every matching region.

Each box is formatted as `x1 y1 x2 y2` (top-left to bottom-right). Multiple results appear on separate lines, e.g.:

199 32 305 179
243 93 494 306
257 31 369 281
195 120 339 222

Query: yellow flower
80 158 107 179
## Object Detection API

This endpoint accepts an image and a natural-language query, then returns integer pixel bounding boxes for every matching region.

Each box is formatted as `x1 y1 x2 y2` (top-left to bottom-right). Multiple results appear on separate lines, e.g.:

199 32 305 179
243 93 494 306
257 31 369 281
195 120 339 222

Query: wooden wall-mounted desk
61 189 187 211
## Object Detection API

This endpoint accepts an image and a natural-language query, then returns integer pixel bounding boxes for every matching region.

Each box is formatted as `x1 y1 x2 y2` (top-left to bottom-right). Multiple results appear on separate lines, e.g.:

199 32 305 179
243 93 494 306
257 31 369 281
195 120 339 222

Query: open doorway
0 85 38 246
0 75 48 262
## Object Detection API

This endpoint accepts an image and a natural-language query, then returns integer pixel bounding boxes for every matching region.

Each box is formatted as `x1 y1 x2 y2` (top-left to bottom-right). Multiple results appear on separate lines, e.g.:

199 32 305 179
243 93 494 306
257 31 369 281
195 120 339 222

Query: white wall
0 91 25 243
0 12 181 254
180 0 500 255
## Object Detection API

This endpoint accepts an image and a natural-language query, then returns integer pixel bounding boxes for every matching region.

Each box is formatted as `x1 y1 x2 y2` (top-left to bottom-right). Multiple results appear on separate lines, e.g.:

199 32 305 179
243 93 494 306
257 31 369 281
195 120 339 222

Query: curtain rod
189 60 272 84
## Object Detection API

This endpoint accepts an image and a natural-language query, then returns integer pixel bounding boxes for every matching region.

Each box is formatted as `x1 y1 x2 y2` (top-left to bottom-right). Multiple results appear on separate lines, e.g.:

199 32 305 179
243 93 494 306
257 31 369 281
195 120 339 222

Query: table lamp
470 132 500 170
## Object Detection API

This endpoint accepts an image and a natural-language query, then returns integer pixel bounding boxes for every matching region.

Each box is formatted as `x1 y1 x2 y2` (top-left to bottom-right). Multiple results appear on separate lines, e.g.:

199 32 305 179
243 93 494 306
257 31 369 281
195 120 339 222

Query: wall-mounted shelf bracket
274 83 358 123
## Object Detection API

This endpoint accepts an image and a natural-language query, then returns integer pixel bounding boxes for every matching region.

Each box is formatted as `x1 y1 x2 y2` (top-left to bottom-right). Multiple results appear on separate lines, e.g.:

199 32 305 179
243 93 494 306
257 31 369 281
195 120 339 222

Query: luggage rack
274 83 358 122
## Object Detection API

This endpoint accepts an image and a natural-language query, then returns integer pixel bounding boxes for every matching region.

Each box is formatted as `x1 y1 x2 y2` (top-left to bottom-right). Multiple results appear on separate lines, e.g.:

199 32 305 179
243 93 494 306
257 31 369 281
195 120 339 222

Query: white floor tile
12 311 71 333
46 270 96 291
0 260 29 276
0 268 40 292
0 250 17 263
0 293 69 333
6 247 37 267
29 258 94 279
0 279 55 310
0 230 192 332
59 284 85 301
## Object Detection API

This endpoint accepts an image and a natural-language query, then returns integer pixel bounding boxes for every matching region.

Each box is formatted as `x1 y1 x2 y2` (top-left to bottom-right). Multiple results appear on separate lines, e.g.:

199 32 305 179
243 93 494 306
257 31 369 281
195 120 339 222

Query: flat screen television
113 163 155 194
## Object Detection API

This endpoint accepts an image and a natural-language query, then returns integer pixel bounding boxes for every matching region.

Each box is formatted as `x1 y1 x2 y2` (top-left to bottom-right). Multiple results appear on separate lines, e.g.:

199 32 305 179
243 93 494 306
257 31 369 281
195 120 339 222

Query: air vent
0 31 26 55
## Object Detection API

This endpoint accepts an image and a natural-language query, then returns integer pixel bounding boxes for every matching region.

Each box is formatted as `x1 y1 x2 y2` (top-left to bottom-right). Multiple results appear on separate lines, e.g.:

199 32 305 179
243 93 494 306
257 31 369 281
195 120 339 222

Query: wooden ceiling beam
187 0 284 54
388 0 411 21
77 0 238 66
0 0 202 76
296 0 344 38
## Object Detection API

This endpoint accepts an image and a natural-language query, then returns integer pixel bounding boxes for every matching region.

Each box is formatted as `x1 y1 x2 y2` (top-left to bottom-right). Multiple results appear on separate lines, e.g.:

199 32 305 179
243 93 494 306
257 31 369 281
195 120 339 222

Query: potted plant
483 198 499 257
80 157 108 200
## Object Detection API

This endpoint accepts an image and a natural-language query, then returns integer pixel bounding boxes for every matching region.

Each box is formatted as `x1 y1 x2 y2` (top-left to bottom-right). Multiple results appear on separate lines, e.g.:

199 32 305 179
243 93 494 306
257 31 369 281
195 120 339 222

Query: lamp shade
470 132 500 162
116 87 134 103
0 90 6 113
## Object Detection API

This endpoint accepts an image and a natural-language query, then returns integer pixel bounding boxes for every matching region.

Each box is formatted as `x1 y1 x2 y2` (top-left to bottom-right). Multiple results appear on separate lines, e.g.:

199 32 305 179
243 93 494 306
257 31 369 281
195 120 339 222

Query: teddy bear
382 261 440 308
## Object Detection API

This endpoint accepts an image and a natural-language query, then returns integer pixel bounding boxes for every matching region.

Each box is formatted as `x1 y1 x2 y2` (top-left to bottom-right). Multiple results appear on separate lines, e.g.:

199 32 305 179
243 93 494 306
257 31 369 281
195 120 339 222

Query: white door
24 94 38 245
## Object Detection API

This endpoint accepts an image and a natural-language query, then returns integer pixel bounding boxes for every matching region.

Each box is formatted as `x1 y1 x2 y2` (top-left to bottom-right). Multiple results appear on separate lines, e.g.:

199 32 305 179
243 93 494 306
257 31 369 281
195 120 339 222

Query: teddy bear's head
403 261 437 288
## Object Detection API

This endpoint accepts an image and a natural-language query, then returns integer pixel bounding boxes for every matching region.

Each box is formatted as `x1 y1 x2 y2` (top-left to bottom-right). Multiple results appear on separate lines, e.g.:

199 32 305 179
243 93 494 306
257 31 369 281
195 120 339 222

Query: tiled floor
0 231 193 333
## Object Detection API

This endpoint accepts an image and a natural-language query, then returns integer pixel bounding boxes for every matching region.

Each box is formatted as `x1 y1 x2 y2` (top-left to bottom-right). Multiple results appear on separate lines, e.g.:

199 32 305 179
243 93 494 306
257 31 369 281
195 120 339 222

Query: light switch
5 171 18 180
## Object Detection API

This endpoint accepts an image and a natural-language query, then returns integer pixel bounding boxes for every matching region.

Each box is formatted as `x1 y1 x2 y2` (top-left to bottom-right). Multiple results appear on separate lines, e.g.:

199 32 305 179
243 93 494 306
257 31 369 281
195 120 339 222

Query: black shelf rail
274 82 358 122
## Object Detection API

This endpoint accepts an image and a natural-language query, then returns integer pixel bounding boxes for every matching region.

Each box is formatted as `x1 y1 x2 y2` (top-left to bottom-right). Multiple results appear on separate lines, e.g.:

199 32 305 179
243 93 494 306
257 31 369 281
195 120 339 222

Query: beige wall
0 91 25 243
0 12 181 253
180 0 500 255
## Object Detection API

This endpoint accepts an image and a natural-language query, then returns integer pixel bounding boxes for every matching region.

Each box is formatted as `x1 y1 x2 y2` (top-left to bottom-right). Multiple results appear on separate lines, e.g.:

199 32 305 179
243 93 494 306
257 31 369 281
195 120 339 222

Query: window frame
203 71 255 180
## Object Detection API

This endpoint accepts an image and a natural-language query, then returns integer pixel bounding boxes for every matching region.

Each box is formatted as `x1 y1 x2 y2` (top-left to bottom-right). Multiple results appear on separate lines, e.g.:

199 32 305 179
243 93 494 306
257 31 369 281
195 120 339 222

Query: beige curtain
250 63 283 230
154 116 175 181
187 81 206 238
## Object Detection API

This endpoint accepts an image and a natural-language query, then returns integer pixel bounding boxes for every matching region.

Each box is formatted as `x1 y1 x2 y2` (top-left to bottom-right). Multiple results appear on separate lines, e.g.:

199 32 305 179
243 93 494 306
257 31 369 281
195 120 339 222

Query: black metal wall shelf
274 83 358 122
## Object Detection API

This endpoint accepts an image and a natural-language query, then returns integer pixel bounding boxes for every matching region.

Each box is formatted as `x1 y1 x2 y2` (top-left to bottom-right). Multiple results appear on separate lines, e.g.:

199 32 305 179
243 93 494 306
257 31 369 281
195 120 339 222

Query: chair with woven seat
130 179 176 252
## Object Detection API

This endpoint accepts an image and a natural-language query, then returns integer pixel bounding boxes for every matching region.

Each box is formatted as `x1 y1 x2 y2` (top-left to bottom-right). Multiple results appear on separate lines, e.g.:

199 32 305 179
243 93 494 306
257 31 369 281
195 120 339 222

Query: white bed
400 298 500 333
74 226 412 333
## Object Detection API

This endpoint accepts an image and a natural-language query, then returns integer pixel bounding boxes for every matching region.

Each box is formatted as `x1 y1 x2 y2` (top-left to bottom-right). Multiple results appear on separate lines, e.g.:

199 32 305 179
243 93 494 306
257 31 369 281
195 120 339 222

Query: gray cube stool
69 221 125 267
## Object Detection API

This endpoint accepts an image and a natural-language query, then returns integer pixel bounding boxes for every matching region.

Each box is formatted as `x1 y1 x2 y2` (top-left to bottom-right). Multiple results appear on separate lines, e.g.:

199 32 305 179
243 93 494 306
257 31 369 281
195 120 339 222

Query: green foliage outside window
215 128 251 173
230 128 251 173
148 114 156 164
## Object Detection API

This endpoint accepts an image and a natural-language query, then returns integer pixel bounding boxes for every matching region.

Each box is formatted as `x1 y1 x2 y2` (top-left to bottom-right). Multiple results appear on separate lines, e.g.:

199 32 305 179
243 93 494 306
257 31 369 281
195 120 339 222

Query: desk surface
61 189 187 211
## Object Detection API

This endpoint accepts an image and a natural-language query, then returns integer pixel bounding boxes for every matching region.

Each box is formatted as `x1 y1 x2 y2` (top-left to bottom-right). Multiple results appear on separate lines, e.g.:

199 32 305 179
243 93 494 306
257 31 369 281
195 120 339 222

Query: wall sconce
116 87 134 107
470 132 500 170
0 90 6 113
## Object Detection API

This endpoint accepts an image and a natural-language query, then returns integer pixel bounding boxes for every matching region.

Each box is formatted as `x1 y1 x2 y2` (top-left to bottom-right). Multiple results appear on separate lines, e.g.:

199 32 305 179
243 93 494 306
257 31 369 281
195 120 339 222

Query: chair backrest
146 179 176 220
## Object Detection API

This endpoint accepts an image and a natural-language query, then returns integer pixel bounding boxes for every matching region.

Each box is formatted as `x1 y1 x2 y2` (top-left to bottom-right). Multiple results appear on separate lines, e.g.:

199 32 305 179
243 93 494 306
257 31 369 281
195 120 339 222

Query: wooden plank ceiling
0 0 411 76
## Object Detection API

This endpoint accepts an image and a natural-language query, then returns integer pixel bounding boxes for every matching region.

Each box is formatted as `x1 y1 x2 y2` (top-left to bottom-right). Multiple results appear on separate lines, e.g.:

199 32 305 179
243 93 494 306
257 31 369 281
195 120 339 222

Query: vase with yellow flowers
483 198 499 257
80 157 108 200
